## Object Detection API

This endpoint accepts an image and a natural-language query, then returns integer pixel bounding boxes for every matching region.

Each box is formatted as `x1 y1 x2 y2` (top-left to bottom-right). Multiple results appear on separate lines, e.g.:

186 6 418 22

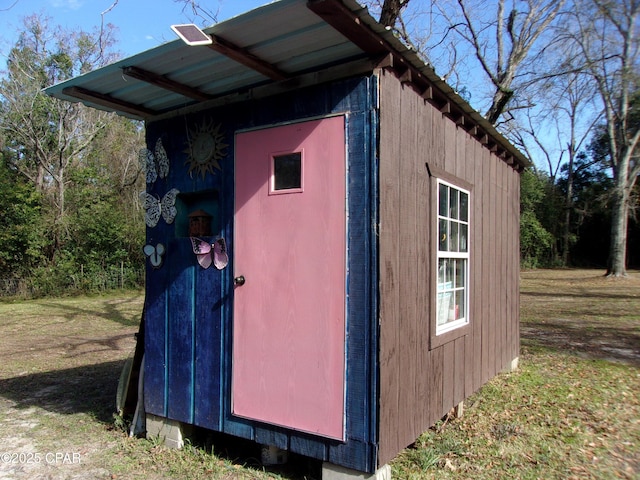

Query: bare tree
451 0 567 125
555 73 603 266
366 0 567 126
513 66 603 265
565 0 640 276
172 0 220 26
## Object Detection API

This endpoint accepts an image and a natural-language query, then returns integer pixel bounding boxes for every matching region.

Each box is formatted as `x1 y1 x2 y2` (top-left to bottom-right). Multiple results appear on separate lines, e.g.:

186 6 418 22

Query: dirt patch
0 294 142 480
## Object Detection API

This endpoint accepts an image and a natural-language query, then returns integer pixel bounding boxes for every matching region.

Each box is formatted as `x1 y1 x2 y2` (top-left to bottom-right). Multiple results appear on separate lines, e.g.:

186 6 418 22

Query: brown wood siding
378 67 402 458
377 69 521 466
471 135 484 393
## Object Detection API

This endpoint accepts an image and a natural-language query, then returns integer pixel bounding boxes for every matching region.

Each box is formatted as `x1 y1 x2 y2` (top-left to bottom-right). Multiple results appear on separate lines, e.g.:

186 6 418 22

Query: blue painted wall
143 75 379 472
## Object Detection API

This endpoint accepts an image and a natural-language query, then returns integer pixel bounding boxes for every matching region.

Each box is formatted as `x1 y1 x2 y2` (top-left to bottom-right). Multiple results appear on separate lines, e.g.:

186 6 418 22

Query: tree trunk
606 185 628 277
54 161 65 218
35 163 46 192
486 87 514 125
380 0 407 27
562 150 574 267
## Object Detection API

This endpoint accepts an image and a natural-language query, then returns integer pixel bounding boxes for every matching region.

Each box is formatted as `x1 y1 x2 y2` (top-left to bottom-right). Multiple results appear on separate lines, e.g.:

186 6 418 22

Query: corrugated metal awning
45 0 529 169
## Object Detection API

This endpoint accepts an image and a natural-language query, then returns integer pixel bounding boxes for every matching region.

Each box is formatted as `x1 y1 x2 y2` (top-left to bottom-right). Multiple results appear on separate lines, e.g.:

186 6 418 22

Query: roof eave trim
62 86 156 119
122 66 213 101
207 33 289 81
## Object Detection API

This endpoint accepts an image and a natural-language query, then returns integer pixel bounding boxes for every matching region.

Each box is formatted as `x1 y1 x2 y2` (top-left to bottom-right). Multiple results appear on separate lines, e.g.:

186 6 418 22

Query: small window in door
271 151 303 194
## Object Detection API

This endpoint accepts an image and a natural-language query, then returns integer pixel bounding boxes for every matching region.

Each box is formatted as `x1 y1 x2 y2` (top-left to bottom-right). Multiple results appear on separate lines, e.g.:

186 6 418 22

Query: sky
0 0 583 171
0 0 269 64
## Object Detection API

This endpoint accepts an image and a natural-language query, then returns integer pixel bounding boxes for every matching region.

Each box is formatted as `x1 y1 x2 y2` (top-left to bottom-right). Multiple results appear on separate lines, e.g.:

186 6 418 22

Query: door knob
234 275 246 286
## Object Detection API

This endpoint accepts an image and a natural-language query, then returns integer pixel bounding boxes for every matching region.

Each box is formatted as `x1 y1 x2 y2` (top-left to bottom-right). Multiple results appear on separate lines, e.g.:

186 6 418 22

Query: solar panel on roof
171 24 213 46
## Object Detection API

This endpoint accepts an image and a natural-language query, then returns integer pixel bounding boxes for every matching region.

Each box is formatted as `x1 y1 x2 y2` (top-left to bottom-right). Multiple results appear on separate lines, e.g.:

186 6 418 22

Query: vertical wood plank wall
377 69 521 466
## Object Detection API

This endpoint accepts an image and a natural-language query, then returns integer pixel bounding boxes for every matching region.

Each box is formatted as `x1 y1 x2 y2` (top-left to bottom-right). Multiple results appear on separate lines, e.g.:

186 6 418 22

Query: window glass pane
273 153 302 190
449 188 459 219
439 218 448 251
437 260 452 326
459 223 468 252
450 221 459 252
455 259 466 288
445 258 454 286
436 278 454 325
438 258 446 286
460 192 469 222
437 295 449 326
455 289 465 319
439 183 448 217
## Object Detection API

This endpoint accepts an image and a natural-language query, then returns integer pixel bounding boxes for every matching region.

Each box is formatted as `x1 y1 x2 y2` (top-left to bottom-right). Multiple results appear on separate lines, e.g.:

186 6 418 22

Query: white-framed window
436 179 470 335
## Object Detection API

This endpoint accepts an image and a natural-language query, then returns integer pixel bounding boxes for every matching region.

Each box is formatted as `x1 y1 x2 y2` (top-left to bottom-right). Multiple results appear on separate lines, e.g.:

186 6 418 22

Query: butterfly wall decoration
140 188 180 228
190 237 228 270
143 243 166 269
140 138 170 185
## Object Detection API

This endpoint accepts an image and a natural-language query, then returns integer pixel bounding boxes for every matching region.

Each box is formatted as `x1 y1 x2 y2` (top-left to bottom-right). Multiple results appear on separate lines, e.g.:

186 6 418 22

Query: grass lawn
0 270 638 479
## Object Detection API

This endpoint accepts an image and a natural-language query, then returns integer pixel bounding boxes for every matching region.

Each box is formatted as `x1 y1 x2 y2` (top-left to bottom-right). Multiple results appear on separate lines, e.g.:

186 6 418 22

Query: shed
46 0 528 477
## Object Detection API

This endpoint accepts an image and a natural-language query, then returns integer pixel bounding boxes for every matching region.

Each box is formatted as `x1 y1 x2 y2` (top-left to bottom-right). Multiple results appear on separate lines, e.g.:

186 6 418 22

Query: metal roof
45 0 529 169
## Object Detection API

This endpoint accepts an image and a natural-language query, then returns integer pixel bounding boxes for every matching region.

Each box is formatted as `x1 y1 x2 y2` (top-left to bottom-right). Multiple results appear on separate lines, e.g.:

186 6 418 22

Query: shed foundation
322 463 391 480
145 414 186 449
506 356 520 372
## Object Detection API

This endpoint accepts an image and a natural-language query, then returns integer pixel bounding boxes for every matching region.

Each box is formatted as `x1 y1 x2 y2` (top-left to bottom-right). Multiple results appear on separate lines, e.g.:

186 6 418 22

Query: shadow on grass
0 361 321 479
34 293 143 328
522 289 639 301
0 360 125 423
520 319 640 366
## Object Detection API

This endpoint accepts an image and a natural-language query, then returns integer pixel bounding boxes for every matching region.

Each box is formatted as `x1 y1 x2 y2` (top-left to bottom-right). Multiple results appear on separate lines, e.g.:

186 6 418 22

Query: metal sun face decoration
185 120 228 179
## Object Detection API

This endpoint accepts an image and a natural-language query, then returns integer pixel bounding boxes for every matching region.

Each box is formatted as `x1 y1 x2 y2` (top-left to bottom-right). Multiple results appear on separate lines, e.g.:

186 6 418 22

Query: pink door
232 117 346 440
